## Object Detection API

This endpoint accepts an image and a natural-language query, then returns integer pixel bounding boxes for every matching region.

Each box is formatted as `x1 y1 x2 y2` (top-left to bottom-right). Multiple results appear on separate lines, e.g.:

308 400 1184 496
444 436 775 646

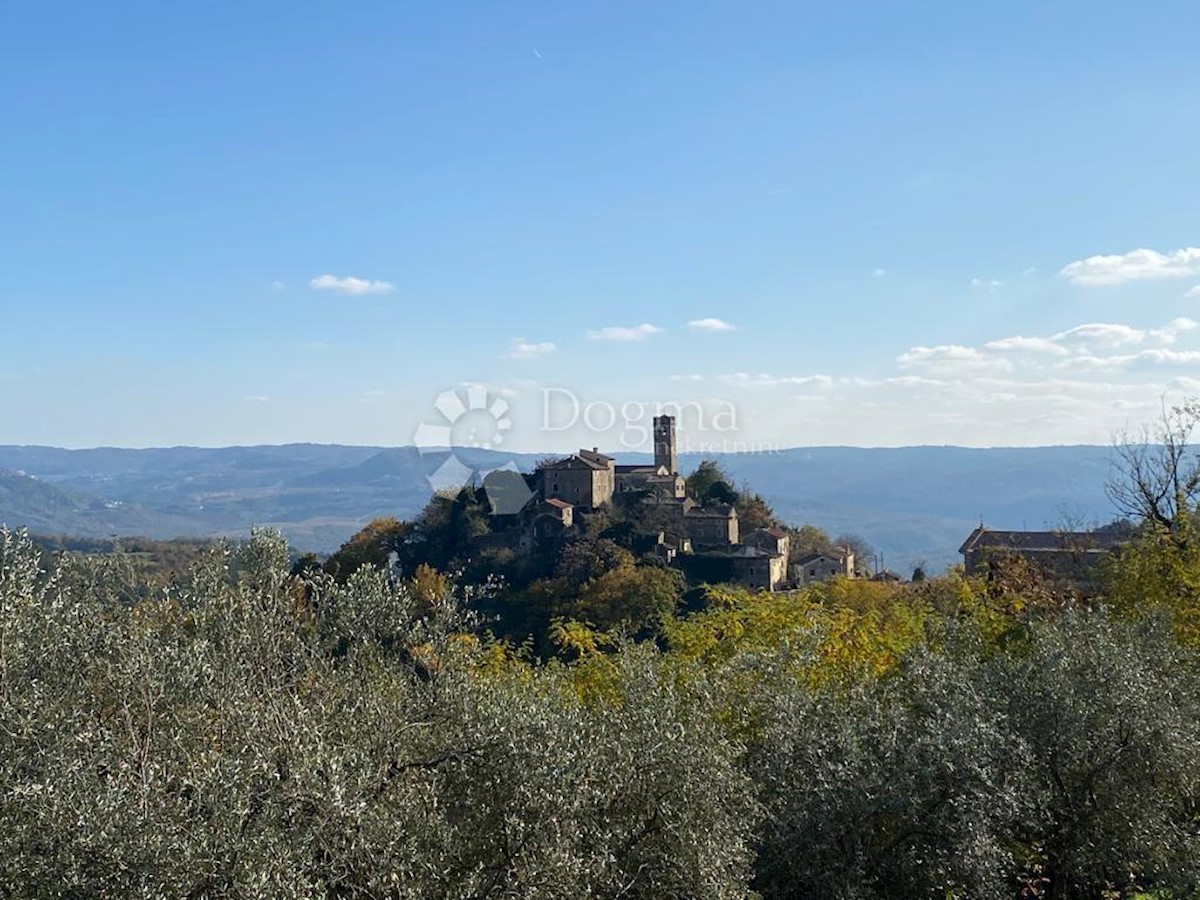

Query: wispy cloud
587 324 663 342
688 317 738 332
503 338 557 359
244 395 270 403
897 316 1200 380
270 280 284 291
898 344 1013 375
1187 285 1200 298
670 374 704 382
309 274 395 295
873 268 888 278
1047 319 1196 348
970 277 1002 289
1052 322 1148 348
984 335 1069 355
718 373 834 389
1059 247 1200 286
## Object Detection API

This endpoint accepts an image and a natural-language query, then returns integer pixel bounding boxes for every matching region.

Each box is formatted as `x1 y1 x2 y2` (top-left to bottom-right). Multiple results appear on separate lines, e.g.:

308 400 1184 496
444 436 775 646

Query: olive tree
747 643 1033 900
0 529 758 899
1000 610 1200 898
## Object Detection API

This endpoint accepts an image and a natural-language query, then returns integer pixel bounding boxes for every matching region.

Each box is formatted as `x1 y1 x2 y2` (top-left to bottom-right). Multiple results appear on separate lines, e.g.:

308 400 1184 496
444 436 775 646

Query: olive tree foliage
746 643 1034 900
0 528 758 899
999 610 1200 899
1107 399 1200 537
742 612 1200 900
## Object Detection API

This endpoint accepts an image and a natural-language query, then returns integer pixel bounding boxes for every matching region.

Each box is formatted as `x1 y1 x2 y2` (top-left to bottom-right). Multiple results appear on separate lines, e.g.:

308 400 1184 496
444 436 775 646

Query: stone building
958 527 1126 592
684 504 739 548
539 449 615 509
653 414 678 474
744 527 790 561
528 414 774 589
614 464 686 500
730 545 788 591
793 548 855 584
739 527 791 590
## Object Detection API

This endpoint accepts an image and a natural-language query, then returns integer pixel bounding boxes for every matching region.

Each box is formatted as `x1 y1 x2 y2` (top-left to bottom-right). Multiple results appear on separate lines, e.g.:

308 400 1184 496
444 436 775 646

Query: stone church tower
653 415 678 474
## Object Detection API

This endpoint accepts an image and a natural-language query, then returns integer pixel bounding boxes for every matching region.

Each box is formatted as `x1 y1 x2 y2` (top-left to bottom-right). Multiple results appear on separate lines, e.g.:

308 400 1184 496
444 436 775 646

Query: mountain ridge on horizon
0 440 1115 453
0 442 1120 572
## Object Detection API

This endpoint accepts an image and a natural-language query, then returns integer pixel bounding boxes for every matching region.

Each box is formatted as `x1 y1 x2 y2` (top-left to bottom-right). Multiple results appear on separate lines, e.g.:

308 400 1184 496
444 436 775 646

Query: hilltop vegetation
315 458 873 654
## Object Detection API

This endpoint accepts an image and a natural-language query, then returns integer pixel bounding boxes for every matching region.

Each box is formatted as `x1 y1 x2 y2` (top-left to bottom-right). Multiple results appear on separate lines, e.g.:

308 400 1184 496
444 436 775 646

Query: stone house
614 464 686 500
518 498 575 551
793 548 855 584
958 527 1126 592
744 527 791 562
730 545 788 591
539 449 615 509
685 504 739 548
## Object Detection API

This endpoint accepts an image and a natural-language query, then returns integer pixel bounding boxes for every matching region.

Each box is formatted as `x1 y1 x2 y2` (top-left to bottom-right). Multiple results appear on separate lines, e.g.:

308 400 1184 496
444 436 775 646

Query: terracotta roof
958 527 1126 556
542 498 573 510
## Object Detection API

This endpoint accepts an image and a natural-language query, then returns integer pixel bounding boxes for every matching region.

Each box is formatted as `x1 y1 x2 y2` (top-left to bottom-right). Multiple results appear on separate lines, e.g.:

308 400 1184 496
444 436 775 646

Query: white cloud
1150 317 1198 343
670 374 704 382
1058 347 1200 372
1169 376 1200 393
1059 246 1200 286
897 345 981 366
1186 285 1200 298
898 344 1013 376
1136 348 1200 366
244 395 270 403
718 373 833 390
309 274 395 295
984 335 1069 355
970 277 1002 289
270 280 284 291
688 317 738 332
873 268 888 278
1052 322 1147 348
587 324 663 342
504 338 557 360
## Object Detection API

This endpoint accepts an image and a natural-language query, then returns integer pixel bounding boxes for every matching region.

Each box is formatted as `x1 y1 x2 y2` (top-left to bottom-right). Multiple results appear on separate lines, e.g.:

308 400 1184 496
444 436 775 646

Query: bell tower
653 415 677 474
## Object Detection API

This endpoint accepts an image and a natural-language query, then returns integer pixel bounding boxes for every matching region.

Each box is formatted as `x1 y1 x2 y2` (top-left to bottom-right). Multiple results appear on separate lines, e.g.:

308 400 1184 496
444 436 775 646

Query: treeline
2 518 1200 898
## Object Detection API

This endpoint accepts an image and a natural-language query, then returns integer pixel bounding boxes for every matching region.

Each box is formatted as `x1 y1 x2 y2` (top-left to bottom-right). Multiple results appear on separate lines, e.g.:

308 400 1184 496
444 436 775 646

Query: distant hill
0 444 1118 572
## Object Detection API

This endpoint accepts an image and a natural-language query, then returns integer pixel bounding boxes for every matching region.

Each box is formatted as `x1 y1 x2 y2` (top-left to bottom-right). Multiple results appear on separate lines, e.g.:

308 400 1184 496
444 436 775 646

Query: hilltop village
479 415 854 592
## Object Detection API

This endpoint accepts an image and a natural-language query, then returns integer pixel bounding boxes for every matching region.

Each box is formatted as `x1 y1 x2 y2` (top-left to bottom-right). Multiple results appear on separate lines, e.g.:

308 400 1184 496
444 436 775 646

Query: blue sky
2 1 1199 451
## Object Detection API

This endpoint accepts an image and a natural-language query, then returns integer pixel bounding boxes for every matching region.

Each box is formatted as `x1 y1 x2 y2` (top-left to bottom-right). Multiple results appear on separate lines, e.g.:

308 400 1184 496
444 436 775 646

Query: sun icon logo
414 385 516 494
